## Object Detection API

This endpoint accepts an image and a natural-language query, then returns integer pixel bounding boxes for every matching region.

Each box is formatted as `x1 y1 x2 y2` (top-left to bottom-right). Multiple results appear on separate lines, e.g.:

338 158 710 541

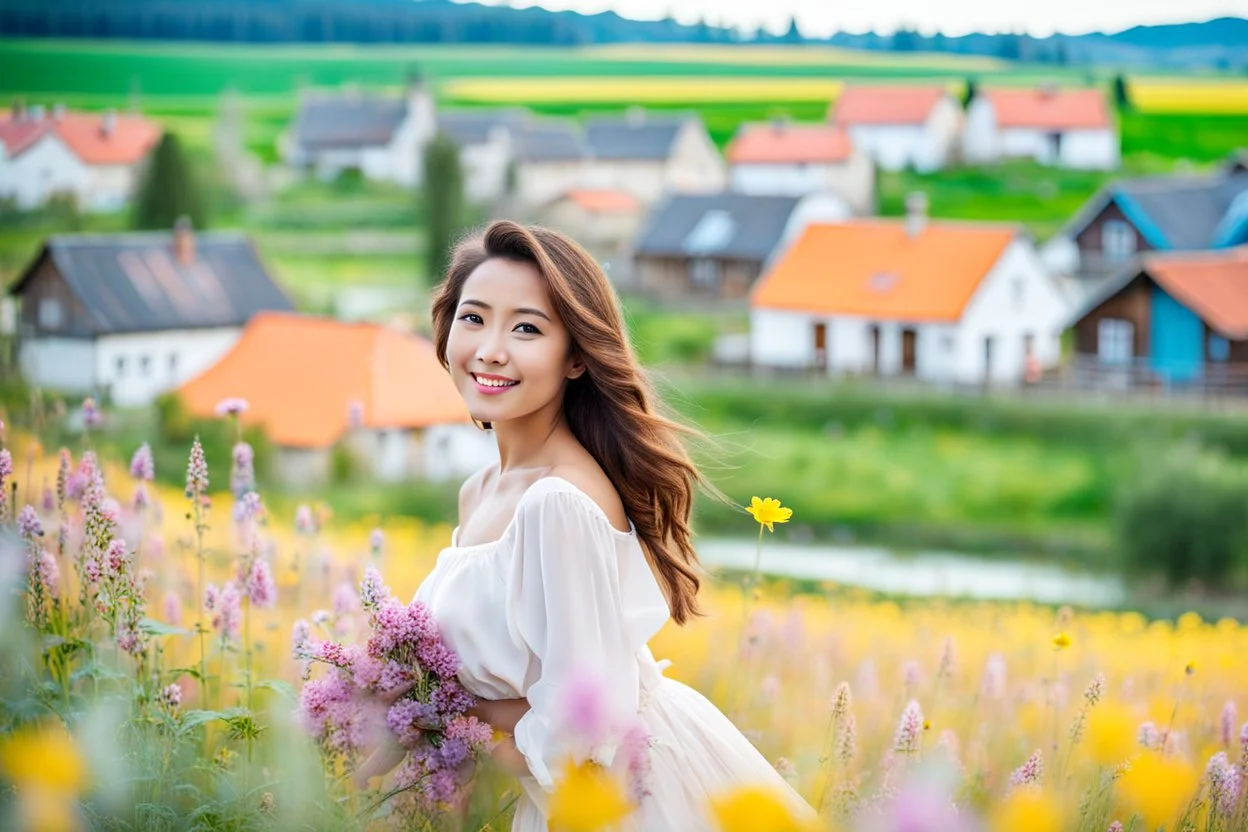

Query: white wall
419 424 498 482
84 163 140 212
920 97 964 172
0 134 90 209
459 127 513 203
962 98 999 164
1059 129 1119 170
956 239 1070 385
19 337 95 392
964 98 1118 170
733 152 874 214
97 327 241 407
517 160 587 207
847 124 927 172
665 120 726 194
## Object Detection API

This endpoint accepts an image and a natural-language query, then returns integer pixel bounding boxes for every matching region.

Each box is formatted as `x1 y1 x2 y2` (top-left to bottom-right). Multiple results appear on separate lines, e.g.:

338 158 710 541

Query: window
140 354 152 376
1102 220 1136 261
1012 278 1025 311
690 258 721 290
38 298 63 329
115 355 127 377
1209 333 1230 362
168 353 179 376
1097 318 1134 365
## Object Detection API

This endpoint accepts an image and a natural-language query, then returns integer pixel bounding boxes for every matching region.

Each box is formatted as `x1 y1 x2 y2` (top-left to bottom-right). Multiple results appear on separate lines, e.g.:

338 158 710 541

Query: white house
282 80 436 186
829 86 963 173
580 111 726 206
7 218 295 406
0 105 161 210
726 120 875 214
177 312 495 485
963 86 1119 170
749 197 1070 386
512 120 591 207
436 109 527 203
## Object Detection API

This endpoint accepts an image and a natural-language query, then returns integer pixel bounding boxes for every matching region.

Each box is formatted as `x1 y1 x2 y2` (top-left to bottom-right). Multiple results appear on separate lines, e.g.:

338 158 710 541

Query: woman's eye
514 323 542 335
458 313 483 324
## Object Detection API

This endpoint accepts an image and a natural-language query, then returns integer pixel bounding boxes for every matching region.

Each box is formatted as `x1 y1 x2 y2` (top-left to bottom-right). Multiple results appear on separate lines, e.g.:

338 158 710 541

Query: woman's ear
567 357 586 379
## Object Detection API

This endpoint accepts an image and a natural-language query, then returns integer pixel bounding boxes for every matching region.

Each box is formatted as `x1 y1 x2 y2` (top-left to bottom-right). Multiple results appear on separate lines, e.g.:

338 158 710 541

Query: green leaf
255 680 298 702
139 618 190 637
179 707 248 732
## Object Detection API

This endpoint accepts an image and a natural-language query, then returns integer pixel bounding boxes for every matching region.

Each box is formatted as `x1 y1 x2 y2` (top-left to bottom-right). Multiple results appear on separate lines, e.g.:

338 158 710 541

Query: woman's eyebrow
460 299 551 322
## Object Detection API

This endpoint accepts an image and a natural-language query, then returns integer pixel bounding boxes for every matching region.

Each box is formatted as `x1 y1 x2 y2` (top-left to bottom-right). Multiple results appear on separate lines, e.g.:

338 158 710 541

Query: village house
749 195 1069 386
963 86 1119 170
177 312 496 485
580 111 726 206
0 104 162 211
281 79 435 186
725 120 876 214
828 85 963 173
537 188 643 252
435 108 527 203
6 218 295 406
632 191 850 299
1043 168 1248 300
1068 246 1248 388
511 120 590 207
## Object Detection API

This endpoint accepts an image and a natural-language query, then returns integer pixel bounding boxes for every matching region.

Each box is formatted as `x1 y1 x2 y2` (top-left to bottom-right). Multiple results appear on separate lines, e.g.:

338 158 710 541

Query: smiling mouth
472 373 519 389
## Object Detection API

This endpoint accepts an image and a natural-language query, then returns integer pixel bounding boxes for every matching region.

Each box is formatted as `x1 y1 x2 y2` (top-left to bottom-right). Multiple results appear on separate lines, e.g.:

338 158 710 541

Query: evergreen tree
962 77 978 108
422 132 466 284
132 132 207 230
1112 73 1132 111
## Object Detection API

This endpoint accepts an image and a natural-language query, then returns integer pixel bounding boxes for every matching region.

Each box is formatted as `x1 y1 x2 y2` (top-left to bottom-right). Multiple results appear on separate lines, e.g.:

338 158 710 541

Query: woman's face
445 257 583 427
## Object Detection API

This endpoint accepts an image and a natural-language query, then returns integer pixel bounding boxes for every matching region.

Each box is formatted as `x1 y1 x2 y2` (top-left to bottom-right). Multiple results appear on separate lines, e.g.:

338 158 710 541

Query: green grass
1120 111 1248 163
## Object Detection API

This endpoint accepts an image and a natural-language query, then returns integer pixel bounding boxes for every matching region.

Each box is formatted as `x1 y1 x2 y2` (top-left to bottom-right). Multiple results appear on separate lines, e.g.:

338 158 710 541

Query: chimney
173 215 196 266
101 109 117 137
905 191 928 239
51 102 66 121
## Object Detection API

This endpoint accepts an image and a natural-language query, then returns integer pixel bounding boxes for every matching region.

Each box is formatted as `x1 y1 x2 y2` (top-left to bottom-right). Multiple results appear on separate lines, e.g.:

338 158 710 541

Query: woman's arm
470 697 533 776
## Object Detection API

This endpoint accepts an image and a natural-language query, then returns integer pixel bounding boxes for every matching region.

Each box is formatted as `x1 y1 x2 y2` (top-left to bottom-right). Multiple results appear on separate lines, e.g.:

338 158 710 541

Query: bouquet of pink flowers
296 566 493 815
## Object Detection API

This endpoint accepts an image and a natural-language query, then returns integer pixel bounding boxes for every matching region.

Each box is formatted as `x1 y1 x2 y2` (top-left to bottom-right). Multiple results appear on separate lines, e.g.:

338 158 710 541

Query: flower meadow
0 408 1247 832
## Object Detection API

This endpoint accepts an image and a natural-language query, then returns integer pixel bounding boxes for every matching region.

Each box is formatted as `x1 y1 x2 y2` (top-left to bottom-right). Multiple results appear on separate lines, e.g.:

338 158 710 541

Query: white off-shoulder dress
413 476 815 831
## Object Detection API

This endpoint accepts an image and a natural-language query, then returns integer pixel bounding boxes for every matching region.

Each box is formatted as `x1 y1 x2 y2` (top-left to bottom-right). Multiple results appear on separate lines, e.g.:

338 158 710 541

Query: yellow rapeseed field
1129 79 1248 114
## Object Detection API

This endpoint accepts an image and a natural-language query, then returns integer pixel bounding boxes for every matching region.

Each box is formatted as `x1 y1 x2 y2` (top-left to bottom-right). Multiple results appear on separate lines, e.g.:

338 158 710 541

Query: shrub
1113 444 1248 588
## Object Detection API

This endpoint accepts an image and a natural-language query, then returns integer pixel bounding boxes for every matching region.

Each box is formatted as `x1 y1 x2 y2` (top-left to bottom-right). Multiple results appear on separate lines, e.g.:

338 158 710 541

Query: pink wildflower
214 397 249 417
246 558 276 608
1009 749 1044 789
162 590 183 626
893 700 923 756
17 505 43 540
185 438 209 498
159 683 183 709
129 443 154 481
1221 701 1237 748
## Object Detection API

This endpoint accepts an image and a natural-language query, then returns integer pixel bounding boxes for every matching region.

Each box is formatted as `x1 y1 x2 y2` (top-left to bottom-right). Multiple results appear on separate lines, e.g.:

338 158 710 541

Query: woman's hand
352 738 408 789
468 697 531 735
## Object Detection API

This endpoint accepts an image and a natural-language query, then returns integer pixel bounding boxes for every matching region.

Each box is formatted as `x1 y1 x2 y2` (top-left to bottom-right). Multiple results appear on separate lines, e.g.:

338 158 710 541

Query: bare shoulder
458 465 494 527
547 463 630 533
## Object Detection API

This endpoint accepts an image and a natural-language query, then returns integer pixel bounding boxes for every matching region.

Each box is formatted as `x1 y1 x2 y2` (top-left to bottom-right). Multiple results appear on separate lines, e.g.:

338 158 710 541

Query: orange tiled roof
983 87 1111 130
178 312 471 448
831 86 949 126
1146 247 1248 339
563 188 640 213
751 220 1017 321
727 122 853 164
0 109 161 165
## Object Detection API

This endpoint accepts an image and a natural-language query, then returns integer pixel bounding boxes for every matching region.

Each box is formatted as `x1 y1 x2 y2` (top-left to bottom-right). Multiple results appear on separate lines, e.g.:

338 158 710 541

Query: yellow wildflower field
1130 79 1248 114
581 43 1007 71
443 75 851 103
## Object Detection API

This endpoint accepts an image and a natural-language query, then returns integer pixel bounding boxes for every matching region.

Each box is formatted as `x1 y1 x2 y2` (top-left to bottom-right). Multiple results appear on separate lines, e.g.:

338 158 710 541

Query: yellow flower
987 788 1061 832
1052 632 1071 651
0 722 87 794
710 785 816 832
1085 703 1137 766
1115 750 1199 830
745 497 793 533
549 760 632 832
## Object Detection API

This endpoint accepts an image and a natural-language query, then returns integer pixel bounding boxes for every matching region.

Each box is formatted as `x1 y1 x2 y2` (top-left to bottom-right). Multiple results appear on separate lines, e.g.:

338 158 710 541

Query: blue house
1056 166 1248 291
1070 247 1248 386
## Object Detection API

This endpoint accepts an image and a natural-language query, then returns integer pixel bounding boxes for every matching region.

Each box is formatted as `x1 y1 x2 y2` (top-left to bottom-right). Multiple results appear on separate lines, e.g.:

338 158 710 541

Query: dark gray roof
1063 172 1248 250
11 231 294 335
437 108 528 145
634 192 801 262
584 116 689 161
292 93 409 151
512 121 588 161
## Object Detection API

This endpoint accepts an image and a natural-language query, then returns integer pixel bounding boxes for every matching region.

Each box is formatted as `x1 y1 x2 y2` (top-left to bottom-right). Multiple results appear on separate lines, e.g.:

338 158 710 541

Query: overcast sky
475 0 1247 37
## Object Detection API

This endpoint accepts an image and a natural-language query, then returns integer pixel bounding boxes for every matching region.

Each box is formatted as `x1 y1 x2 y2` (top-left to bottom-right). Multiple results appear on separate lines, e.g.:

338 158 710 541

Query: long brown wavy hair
430 220 706 624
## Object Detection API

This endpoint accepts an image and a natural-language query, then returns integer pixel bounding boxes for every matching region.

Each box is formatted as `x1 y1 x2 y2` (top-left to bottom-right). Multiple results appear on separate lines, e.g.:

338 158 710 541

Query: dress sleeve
504 483 668 792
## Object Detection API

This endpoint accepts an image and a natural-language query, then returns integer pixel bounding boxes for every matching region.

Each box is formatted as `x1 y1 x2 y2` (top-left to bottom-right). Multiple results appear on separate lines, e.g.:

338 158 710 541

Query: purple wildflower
214 397 249 417
1085 673 1105 706
359 566 388 612
117 624 142 655
294 504 316 535
292 619 313 659
233 490 263 525
17 505 43 540
333 582 357 619
159 683 183 709
0 448 11 521
982 653 1007 700
41 482 55 514
245 558 277 608
369 527 384 555
1107 822 1124 832
36 550 60 598
186 438 209 498
893 700 923 756
206 582 242 641
81 397 101 427
84 558 101 584
132 484 149 512
1138 721 1160 750
619 724 653 802
347 400 364 429
162 590 183 626
1241 721 1248 763
129 443 155 481
1009 749 1044 789
1222 701 1237 748
388 699 442 747
105 539 128 577
902 660 921 690
230 441 255 498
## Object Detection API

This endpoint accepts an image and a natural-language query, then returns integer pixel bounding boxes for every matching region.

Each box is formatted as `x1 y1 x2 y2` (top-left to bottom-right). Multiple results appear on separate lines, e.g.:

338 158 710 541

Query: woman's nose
475 331 508 365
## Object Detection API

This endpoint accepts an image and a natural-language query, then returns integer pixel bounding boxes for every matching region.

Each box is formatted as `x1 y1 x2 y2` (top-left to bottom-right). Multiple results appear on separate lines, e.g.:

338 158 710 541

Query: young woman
408 220 814 829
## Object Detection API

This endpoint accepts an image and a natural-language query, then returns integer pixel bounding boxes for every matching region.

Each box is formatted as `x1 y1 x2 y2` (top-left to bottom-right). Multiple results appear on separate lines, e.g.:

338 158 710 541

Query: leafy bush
1114 444 1248 588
